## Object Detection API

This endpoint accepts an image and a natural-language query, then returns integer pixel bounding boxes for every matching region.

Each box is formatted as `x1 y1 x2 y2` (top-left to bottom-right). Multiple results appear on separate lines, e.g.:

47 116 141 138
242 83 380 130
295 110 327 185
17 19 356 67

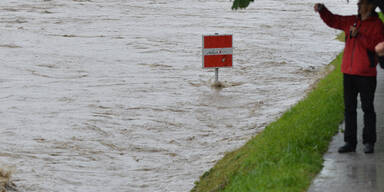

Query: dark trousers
343 74 377 145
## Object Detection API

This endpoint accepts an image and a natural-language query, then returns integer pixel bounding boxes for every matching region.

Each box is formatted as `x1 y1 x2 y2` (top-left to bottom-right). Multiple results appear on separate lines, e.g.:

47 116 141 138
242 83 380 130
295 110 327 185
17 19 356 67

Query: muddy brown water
0 0 353 191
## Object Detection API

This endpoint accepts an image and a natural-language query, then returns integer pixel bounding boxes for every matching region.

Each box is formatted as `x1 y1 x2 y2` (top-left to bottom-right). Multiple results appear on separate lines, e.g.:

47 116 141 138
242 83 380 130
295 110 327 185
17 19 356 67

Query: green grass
336 32 345 42
191 53 345 192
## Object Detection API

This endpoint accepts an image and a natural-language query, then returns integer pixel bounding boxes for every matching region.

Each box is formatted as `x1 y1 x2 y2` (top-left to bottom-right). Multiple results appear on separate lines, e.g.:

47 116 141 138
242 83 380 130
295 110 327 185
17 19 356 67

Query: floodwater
0 0 354 192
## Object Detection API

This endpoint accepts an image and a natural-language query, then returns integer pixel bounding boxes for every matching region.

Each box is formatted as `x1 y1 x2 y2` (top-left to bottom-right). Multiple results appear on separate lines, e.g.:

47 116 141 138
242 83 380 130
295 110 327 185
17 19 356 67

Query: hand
375 42 384 56
349 25 358 38
314 3 324 12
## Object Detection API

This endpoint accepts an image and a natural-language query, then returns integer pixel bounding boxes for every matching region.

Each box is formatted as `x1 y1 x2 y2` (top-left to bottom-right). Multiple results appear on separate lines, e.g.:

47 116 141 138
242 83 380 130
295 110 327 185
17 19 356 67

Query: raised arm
314 3 350 31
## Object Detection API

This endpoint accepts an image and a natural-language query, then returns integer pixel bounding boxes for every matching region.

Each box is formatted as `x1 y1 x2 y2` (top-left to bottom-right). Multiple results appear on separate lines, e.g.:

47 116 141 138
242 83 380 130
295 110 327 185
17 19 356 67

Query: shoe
364 143 374 154
338 143 356 153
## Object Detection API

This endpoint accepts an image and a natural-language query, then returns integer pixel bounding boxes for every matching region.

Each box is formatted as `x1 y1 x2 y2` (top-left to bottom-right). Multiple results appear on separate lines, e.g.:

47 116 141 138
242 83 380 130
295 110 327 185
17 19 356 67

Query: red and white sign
202 34 233 68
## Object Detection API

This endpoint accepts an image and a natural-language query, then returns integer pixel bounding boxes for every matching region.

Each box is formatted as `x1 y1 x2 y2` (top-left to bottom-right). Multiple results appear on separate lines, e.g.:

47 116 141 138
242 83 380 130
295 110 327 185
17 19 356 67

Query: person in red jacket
315 0 384 153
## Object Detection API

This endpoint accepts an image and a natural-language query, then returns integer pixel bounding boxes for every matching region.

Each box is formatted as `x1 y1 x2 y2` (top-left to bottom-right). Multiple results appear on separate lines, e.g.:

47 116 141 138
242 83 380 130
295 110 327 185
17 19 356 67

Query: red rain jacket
319 7 384 76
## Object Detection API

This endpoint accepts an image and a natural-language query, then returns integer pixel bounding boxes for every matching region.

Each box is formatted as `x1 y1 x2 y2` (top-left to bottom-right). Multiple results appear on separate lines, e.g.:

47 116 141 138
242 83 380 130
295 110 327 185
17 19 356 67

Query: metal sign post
215 68 219 82
202 34 233 83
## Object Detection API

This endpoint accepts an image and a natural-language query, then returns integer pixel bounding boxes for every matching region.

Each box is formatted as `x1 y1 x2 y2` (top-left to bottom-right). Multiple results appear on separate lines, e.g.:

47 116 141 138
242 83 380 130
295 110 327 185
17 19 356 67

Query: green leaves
231 0 254 10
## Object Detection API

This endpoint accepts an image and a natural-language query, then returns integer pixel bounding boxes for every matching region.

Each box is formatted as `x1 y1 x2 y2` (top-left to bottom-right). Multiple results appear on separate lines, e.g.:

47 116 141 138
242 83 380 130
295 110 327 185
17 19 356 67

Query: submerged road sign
202 34 233 68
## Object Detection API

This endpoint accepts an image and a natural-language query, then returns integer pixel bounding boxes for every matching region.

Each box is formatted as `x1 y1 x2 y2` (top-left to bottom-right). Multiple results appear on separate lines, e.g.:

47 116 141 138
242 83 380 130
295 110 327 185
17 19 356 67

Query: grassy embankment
191 35 347 191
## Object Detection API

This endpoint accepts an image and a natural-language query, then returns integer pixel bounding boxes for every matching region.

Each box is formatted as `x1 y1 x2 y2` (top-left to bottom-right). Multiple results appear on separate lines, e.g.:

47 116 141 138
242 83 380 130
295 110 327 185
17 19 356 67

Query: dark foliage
231 0 254 10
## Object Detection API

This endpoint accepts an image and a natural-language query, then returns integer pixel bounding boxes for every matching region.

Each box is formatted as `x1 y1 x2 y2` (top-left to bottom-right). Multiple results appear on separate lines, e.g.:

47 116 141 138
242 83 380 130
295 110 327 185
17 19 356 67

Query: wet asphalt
308 68 384 192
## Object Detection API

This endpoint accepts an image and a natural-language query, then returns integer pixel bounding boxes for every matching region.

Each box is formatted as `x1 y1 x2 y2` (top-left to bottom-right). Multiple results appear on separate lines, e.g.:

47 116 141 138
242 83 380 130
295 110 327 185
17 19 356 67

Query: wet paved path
308 68 384 192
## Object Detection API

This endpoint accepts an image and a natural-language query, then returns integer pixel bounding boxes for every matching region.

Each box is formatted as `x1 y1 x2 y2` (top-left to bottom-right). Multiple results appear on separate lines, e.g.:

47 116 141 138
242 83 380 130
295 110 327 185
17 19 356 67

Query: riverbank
191 53 345 191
